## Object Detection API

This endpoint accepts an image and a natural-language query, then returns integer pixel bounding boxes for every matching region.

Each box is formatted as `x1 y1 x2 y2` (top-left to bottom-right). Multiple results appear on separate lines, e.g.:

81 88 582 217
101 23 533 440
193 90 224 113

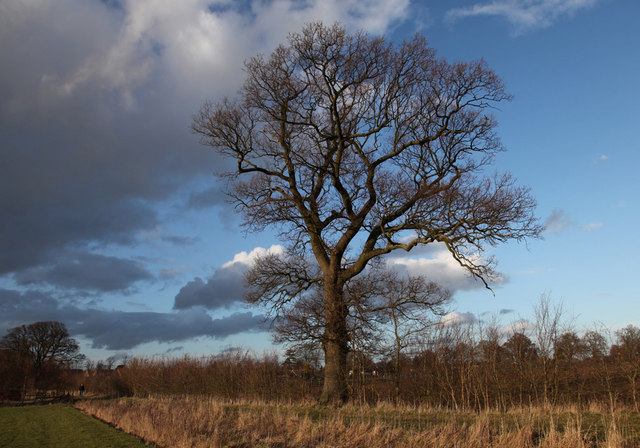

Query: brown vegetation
75 397 639 447
76 320 640 414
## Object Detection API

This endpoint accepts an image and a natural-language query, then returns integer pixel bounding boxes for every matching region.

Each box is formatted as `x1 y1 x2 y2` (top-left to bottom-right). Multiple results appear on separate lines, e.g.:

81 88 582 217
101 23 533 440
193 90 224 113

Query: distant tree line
4 307 637 411
77 299 639 411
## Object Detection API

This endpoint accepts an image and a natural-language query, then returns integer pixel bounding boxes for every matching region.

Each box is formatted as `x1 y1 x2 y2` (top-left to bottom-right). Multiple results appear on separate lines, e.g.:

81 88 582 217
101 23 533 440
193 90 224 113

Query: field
75 397 640 448
0 403 152 448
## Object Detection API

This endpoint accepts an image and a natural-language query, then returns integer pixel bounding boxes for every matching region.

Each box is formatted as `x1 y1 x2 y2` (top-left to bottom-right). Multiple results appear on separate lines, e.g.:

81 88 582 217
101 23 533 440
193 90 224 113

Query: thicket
80 320 640 412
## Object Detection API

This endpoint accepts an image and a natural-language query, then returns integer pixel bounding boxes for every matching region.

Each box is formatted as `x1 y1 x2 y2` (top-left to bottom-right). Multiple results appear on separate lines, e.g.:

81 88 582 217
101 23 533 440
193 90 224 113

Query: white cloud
501 319 534 335
174 245 284 310
222 245 285 268
33 0 410 107
387 243 497 292
439 311 477 326
2 0 411 117
445 0 598 35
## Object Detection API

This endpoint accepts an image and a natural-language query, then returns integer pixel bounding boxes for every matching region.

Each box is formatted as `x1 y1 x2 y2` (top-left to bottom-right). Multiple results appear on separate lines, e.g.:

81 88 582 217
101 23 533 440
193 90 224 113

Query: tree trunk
320 275 349 404
392 311 401 405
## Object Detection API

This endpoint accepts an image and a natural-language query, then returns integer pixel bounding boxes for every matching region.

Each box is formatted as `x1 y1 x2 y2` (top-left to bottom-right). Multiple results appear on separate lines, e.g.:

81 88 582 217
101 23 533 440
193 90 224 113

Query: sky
1 0 638 361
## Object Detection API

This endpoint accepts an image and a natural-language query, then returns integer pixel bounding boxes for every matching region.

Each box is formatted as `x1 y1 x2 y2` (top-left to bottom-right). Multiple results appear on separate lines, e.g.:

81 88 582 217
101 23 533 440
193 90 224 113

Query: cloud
0 0 408 280
165 346 185 354
501 319 534 335
0 288 265 350
544 209 603 234
186 186 227 209
160 265 193 279
0 289 59 324
174 245 284 310
439 311 477 326
583 222 603 231
0 0 421 353
445 0 598 35
387 243 498 292
72 309 265 350
544 208 574 234
14 252 152 293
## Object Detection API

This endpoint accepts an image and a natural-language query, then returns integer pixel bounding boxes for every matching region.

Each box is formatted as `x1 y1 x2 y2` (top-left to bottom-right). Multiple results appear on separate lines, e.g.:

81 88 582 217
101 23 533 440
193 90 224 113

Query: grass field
3 399 638 447
75 397 640 447
0 404 153 448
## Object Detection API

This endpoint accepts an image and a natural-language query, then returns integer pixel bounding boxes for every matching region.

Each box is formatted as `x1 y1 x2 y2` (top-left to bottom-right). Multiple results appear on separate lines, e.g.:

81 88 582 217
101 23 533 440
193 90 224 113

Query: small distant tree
476 321 507 409
0 321 84 394
612 325 640 411
193 22 541 403
533 294 564 405
503 331 537 405
582 330 608 360
554 331 587 403
555 332 587 362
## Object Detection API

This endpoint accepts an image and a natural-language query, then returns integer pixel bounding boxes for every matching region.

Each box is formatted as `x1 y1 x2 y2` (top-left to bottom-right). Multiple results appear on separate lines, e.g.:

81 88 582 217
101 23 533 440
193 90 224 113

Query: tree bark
320 274 349 404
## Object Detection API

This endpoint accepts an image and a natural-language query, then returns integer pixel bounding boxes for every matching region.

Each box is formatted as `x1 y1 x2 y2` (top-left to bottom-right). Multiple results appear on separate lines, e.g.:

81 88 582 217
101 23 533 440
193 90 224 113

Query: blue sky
1 0 638 360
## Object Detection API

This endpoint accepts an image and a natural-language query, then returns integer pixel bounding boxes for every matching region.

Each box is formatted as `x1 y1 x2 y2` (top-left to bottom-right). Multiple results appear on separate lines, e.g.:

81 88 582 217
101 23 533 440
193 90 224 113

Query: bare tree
533 293 564 405
0 321 84 394
476 319 507 409
193 22 541 403
270 263 448 404
346 266 450 403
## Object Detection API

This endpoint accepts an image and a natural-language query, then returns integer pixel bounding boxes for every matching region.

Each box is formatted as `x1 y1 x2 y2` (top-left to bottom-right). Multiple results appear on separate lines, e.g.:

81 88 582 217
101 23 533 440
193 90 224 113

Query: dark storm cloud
0 289 59 323
0 288 264 350
71 309 264 350
161 235 199 246
186 186 227 209
0 0 409 283
0 0 217 278
0 1 410 350
165 346 184 354
14 252 153 293
1 197 157 275
173 262 246 310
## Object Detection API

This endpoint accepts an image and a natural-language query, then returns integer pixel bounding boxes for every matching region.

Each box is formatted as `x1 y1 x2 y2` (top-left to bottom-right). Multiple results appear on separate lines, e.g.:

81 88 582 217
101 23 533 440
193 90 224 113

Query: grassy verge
0 404 153 448
75 397 640 448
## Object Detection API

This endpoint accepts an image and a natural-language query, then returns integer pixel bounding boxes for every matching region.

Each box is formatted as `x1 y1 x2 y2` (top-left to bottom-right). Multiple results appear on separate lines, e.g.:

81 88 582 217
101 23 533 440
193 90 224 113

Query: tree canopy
0 321 84 394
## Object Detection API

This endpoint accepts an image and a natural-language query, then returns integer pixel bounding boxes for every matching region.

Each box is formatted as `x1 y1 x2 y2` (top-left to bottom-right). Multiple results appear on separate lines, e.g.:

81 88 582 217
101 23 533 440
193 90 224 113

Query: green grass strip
0 404 152 448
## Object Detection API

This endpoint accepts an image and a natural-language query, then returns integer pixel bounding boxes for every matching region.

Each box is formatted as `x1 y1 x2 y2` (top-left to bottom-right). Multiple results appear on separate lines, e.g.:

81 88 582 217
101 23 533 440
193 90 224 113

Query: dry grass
74 397 639 448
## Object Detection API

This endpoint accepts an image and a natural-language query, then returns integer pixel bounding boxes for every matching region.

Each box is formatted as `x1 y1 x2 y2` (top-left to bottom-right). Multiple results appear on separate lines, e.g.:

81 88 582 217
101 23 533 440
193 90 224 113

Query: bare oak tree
0 321 84 393
193 23 541 403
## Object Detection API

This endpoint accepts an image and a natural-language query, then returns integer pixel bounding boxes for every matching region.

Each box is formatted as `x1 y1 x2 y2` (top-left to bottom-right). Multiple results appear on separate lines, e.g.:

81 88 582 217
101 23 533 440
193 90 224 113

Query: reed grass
75 397 639 447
